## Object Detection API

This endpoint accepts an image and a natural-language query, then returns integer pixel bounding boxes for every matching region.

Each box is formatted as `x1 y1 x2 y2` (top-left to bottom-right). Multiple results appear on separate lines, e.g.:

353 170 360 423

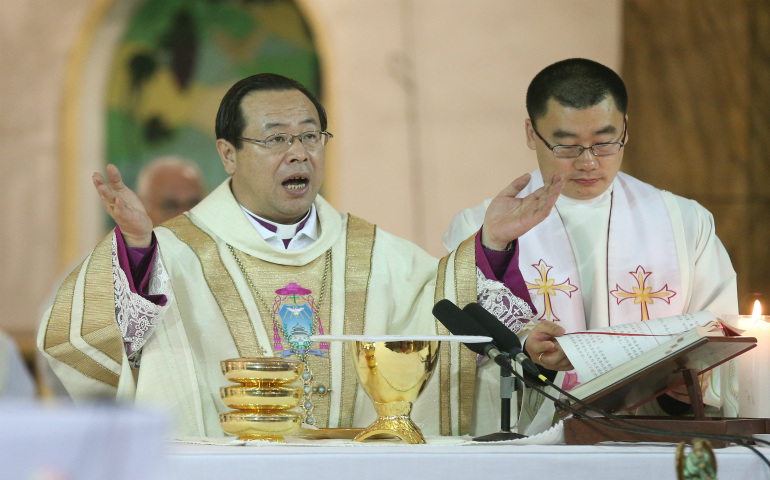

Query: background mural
106 0 321 199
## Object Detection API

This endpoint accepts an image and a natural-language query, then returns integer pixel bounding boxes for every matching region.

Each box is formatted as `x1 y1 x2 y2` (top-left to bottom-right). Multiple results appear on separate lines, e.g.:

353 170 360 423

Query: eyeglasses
238 130 333 152
533 119 626 158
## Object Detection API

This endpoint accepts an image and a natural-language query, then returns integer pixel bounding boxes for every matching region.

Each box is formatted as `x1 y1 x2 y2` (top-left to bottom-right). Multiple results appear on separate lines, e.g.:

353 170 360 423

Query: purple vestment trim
475 227 536 315
115 226 167 306
252 216 277 233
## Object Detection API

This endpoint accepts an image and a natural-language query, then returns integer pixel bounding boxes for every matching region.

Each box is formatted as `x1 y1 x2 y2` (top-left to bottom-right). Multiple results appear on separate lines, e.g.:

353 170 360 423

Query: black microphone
462 302 541 377
432 299 514 373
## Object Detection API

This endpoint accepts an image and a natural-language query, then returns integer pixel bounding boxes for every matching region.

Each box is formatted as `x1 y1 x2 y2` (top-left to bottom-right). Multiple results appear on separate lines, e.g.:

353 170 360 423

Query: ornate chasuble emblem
229 247 333 427
272 283 330 358
525 259 578 321
610 266 676 321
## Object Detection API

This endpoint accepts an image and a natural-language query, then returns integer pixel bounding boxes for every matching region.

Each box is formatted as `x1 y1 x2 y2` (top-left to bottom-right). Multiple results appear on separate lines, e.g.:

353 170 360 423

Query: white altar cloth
0 402 167 480
167 442 769 480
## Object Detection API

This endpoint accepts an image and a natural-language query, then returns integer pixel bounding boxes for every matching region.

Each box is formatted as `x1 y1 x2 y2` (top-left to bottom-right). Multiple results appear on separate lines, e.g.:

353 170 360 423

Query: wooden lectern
562 336 768 448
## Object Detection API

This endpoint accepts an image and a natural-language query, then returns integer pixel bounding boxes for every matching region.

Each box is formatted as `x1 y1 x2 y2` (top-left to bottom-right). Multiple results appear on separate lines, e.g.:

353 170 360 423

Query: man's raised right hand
525 320 574 371
93 164 153 248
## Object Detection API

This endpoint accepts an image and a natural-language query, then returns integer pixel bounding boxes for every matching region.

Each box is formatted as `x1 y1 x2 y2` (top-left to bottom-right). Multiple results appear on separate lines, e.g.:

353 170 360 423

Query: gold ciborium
350 339 439 444
220 385 301 411
221 357 303 385
219 357 304 442
219 412 302 441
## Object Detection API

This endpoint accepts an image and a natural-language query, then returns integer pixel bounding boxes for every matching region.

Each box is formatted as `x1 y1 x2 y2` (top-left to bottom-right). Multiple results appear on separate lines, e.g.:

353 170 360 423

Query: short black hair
526 58 627 126
215 73 327 149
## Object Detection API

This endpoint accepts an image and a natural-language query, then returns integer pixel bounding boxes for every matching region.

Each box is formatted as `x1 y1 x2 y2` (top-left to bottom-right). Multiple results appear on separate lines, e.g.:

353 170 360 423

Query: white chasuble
39 179 489 438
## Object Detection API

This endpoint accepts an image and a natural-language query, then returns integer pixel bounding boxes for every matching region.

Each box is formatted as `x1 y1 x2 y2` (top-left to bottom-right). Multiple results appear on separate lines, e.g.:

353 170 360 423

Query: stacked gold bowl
219 357 304 442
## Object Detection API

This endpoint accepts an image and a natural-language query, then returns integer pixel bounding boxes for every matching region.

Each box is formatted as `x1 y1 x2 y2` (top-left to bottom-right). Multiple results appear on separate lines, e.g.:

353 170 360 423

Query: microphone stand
473 353 527 441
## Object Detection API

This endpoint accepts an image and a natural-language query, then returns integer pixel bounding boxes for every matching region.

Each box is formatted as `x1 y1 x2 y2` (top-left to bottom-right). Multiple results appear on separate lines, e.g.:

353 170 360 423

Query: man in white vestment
39 73 564 437
444 59 739 435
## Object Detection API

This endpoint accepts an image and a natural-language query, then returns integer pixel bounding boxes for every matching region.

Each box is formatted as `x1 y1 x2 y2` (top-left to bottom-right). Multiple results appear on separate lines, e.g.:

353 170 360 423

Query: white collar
189 178 341 264
240 204 319 243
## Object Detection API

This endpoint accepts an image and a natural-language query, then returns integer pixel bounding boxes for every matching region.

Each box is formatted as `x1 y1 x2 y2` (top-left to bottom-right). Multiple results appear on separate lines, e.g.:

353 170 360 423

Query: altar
166 441 769 480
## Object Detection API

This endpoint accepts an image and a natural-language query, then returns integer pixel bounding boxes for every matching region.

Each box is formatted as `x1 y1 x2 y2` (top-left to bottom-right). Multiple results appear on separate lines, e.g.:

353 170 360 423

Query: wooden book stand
562 336 767 448
564 367 769 448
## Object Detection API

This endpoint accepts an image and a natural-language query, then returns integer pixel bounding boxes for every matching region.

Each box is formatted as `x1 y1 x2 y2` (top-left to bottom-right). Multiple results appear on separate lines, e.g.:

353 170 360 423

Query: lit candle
729 301 770 418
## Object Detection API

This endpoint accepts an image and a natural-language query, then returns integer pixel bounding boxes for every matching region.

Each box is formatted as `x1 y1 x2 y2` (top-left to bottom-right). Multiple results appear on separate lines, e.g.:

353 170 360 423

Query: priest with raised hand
38 73 564 438
443 58 738 435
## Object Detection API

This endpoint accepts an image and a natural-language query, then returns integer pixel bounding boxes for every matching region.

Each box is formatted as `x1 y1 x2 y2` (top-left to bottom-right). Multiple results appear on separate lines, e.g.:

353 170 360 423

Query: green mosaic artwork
106 0 320 196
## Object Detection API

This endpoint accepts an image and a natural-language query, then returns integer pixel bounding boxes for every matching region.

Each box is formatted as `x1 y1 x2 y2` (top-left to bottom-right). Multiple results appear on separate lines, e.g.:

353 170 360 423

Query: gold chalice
349 338 439 444
310 334 490 444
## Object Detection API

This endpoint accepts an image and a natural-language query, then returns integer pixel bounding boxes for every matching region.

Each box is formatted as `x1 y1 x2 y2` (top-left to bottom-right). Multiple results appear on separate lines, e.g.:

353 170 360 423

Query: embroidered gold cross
610 266 676 321
526 260 578 321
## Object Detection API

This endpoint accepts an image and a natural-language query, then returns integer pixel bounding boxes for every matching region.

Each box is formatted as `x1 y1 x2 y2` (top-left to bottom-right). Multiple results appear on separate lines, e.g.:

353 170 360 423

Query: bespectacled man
444 58 738 436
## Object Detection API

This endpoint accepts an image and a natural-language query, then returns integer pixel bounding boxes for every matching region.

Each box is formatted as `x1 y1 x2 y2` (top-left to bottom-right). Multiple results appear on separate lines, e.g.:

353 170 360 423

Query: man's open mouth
282 176 309 191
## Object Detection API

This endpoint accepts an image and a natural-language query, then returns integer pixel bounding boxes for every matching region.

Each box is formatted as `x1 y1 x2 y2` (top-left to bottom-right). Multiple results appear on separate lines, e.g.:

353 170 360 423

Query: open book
554 312 753 413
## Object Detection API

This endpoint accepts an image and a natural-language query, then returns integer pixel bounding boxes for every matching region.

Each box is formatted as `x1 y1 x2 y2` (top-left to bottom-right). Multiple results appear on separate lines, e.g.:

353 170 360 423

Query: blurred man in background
136 156 206 226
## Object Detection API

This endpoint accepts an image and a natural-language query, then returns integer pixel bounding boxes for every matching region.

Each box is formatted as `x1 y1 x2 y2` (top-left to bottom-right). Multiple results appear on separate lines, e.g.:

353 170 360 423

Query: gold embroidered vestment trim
339 215 376 428
434 253 452 436
44 239 120 389
454 233 479 435
82 232 124 364
162 215 262 357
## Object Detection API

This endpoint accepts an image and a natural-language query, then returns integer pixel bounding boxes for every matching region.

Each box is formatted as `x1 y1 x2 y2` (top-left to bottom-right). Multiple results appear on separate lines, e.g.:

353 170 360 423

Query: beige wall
309 0 622 255
0 0 621 336
0 0 95 338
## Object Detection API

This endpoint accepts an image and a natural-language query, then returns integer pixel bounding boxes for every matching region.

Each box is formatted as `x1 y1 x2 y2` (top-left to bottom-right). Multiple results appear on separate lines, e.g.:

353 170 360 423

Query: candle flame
752 300 762 320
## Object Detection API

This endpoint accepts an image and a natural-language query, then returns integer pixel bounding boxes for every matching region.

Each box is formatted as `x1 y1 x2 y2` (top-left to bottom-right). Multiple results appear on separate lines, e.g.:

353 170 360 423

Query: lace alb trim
112 234 173 366
476 267 533 334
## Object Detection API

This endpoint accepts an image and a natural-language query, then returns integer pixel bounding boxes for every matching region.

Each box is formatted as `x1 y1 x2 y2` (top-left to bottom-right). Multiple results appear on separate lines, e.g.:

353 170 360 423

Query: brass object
676 439 718 480
293 428 366 440
220 385 301 411
219 412 302 442
219 357 304 441
350 339 439 444
221 357 303 385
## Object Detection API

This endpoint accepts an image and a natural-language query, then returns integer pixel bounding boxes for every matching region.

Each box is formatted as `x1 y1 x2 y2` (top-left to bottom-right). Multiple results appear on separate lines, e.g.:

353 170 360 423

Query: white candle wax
726 314 770 418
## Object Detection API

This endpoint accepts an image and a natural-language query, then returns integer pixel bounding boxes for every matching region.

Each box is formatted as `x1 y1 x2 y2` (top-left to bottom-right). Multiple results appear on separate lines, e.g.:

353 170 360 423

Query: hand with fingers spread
525 320 574 371
481 172 565 251
93 164 154 248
